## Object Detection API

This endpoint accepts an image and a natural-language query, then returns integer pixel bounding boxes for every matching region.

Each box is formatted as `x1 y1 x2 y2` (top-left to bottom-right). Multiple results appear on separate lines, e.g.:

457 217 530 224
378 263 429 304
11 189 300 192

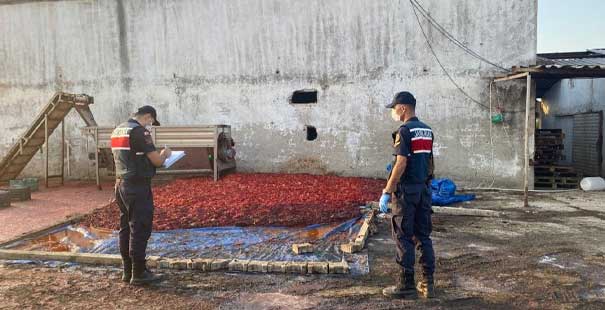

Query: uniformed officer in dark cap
379 91 436 298
110 105 171 285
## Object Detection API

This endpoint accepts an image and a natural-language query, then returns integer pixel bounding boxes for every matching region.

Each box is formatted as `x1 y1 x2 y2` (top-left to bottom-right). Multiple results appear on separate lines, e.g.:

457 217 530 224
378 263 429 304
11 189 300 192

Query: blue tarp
5 215 367 263
431 178 475 206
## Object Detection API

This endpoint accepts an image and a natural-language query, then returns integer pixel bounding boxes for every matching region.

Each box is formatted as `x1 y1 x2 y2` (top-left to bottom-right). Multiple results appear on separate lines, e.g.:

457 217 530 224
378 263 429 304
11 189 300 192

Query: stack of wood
534 165 580 189
534 129 565 165
534 129 580 189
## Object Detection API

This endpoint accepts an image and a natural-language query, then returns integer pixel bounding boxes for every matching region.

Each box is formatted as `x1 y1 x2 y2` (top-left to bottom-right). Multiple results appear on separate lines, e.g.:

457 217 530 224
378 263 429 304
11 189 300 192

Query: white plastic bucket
580 177 605 191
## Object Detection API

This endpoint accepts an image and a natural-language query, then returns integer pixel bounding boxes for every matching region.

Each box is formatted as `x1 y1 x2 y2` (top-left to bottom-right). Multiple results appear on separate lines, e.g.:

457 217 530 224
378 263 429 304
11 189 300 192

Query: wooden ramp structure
0 92 108 187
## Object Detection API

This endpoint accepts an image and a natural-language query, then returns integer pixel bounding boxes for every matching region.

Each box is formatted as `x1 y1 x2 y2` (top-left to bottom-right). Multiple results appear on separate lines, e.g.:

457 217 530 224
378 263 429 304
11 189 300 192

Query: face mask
391 109 401 121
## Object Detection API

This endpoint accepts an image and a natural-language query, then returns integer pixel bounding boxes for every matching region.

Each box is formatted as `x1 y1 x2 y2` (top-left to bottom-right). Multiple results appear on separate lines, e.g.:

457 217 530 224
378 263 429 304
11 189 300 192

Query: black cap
386 91 416 108
136 105 160 126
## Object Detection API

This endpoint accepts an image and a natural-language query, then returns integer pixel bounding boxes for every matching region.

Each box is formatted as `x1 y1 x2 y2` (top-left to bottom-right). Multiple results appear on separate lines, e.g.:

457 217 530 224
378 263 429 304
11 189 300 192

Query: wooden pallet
535 171 578 178
534 183 578 190
534 164 580 190
536 145 564 150
535 156 565 162
536 129 565 138
535 176 579 184
536 150 563 155
534 165 576 173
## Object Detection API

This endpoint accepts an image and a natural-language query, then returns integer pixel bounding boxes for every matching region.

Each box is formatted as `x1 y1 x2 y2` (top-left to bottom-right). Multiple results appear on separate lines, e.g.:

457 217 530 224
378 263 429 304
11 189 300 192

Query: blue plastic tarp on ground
431 178 476 206
5 215 367 263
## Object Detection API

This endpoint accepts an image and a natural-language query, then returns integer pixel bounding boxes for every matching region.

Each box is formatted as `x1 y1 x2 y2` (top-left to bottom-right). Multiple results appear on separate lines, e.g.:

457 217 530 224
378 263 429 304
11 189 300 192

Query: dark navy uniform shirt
394 117 434 190
111 119 156 181
128 119 156 155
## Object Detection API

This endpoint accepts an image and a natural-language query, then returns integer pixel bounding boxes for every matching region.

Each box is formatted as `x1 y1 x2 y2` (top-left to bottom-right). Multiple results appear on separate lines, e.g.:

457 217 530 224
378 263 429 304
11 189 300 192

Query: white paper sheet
163 151 185 168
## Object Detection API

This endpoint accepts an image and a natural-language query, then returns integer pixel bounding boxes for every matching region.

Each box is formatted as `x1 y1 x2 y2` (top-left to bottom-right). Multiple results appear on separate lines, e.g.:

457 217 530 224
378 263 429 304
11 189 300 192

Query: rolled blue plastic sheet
431 178 476 206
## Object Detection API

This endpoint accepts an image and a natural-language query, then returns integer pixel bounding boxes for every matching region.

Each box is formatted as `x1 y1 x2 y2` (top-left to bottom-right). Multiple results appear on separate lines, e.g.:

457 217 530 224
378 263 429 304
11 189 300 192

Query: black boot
383 270 417 298
121 258 132 283
417 274 435 298
130 260 163 286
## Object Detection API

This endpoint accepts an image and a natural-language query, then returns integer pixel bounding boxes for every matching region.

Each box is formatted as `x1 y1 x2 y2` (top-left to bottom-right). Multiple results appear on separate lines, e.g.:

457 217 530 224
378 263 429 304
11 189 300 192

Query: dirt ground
1 190 605 309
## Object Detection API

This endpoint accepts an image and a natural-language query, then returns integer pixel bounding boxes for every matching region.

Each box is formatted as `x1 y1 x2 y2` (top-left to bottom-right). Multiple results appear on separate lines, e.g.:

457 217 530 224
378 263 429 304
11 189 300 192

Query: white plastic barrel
580 177 605 191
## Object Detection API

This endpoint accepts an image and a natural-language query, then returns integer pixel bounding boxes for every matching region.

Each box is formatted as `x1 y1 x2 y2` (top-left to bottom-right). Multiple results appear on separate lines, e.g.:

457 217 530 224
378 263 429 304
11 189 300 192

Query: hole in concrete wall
306 126 317 141
290 89 318 104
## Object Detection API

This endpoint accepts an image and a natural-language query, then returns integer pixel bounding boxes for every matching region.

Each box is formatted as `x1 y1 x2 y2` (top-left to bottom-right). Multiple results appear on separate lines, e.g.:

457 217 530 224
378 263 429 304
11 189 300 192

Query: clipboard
163 151 186 168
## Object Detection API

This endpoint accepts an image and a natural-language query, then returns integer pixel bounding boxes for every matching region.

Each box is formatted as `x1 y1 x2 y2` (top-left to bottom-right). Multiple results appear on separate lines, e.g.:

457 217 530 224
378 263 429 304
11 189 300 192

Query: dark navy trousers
115 179 154 262
391 185 435 276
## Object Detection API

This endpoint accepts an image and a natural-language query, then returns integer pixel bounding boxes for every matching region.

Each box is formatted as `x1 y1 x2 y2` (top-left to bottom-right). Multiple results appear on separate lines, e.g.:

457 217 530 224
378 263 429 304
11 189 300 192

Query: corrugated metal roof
511 64 605 76
537 57 605 66
537 49 605 66
588 48 605 55
524 64 605 70
495 64 605 82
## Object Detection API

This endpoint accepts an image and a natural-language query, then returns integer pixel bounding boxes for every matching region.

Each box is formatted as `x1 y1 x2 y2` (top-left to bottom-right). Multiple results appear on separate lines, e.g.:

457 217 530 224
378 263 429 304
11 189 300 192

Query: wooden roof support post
523 74 532 207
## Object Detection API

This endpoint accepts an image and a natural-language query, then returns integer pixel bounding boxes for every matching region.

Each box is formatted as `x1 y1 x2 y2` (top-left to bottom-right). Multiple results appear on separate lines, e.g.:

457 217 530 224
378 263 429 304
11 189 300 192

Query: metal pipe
65 139 71 177
60 120 65 185
213 127 219 182
156 169 213 175
44 114 49 188
95 128 101 190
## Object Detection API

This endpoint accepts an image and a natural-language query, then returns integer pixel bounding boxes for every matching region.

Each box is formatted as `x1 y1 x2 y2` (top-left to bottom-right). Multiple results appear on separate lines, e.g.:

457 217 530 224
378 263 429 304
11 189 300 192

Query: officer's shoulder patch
394 133 401 147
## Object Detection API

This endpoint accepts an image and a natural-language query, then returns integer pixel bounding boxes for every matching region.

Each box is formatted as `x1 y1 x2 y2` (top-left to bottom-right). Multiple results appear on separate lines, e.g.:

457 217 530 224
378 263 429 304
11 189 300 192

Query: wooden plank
307 262 329 274
328 260 350 274
285 262 308 274
0 244 351 274
432 207 501 217
0 249 121 266
0 214 86 248
493 72 528 82
292 243 314 255
339 210 376 254
340 242 363 254
523 74 532 207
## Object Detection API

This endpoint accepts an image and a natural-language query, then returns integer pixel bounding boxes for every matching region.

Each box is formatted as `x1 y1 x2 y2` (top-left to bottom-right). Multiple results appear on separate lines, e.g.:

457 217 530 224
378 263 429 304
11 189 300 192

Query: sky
538 0 605 53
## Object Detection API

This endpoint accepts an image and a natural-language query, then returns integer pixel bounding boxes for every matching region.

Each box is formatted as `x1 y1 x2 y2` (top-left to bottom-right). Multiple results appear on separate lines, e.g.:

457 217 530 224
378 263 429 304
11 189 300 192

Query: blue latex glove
386 162 393 173
379 193 392 213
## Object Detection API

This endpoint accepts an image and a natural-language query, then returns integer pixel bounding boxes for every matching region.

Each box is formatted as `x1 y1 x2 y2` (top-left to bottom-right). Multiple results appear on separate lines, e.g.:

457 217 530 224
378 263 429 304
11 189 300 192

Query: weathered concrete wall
542 78 605 176
0 0 537 187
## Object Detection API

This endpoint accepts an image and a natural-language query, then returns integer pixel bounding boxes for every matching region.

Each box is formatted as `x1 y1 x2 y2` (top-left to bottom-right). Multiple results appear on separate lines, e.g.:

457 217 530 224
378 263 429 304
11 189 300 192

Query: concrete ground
0 182 113 243
1 190 605 309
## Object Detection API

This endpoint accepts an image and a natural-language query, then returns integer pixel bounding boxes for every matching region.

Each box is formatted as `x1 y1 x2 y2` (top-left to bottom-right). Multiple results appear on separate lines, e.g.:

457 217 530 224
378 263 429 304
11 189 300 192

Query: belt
116 177 151 185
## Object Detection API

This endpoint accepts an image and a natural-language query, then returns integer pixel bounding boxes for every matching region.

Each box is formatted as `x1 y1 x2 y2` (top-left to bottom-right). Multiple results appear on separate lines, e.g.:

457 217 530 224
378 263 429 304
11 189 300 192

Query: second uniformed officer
379 91 436 298
110 105 172 285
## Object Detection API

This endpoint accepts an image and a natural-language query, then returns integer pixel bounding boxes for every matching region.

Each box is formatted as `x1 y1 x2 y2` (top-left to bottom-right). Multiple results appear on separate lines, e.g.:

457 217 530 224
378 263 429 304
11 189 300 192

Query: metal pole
213 127 219 182
66 140 71 177
44 115 49 188
95 128 101 190
523 74 532 207
60 120 65 185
